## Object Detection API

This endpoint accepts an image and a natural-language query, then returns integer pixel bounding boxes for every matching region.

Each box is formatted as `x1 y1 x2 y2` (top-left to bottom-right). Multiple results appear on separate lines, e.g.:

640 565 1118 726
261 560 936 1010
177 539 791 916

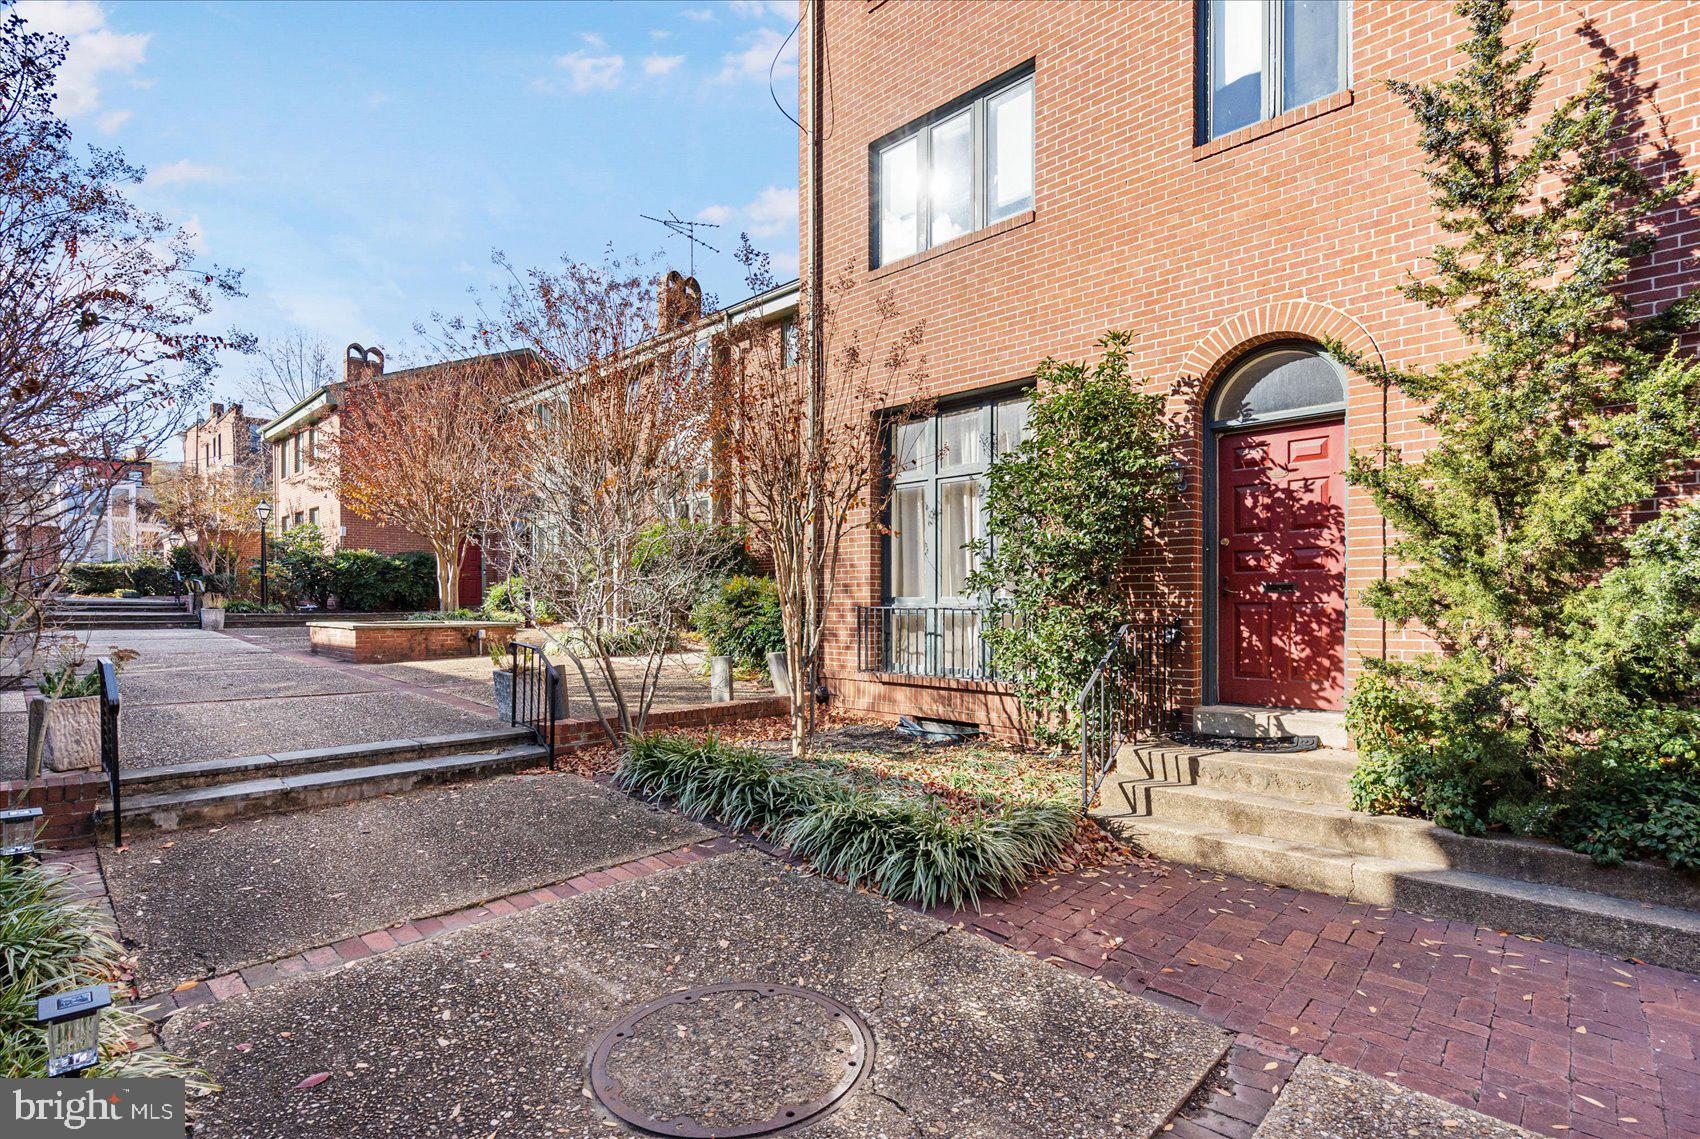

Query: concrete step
1117 742 1357 806
97 744 549 838
54 601 187 612
50 615 198 629
117 726 538 794
1108 780 1700 913
1192 704 1350 749
1100 816 1700 973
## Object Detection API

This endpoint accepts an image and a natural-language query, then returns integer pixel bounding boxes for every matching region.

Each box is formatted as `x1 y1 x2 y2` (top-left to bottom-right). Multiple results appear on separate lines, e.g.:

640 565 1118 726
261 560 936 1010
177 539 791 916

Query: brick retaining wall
547 695 791 755
2 771 104 850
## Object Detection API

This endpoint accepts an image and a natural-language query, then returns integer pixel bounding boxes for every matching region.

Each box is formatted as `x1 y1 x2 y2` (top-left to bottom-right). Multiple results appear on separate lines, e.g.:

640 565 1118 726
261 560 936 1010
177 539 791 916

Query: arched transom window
1209 342 1346 430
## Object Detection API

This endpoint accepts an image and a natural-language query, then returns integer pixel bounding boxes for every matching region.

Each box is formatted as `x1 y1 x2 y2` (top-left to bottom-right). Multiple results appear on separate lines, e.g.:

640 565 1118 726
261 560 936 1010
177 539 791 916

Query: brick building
796 0 1700 741
262 344 530 608
180 402 267 480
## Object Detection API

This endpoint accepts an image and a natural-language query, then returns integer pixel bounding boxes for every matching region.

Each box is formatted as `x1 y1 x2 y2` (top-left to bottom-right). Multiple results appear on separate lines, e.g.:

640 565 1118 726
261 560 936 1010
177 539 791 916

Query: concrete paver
102 771 713 994
161 852 1230 1139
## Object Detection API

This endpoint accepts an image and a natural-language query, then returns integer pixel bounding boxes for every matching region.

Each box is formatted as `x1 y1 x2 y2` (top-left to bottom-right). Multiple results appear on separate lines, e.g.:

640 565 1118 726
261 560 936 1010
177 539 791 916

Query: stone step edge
1119 741 1359 773
116 727 536 791
1103 816 1700 974
96 746 549 824
1105 779 1700 913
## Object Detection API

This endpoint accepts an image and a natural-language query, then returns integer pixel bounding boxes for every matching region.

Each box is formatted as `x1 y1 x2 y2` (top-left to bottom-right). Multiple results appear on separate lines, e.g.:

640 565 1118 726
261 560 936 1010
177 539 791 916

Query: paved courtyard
2 625 771 777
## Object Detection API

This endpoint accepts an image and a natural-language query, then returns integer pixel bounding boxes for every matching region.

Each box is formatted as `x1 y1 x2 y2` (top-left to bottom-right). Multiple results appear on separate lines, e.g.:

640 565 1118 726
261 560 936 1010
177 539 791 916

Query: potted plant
489 642 566 722
200 590 227 630
25 645 133 775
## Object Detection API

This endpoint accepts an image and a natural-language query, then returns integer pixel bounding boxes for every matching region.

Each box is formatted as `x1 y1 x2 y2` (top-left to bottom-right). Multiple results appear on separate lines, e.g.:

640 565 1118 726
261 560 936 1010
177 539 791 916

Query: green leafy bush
404 608 481 622
481 576 559 623
223 600 284 614
690 575 785 672
1 857 208 1082
62 563 129 595
968 331 1182 747
619 734 1078 909
327 549 437 612
270 524 335 609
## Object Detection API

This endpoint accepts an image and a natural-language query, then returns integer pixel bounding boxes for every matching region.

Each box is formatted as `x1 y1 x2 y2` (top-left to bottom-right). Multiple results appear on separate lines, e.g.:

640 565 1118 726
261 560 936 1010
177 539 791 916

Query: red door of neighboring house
1215 419 1346 710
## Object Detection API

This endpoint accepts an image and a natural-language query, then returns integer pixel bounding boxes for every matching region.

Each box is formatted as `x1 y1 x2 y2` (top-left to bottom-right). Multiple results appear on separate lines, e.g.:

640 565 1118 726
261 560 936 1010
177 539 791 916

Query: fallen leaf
173 981 199 993
294 1073 330 1090
1263 1062 1279 1072
1578 1096 1604 1109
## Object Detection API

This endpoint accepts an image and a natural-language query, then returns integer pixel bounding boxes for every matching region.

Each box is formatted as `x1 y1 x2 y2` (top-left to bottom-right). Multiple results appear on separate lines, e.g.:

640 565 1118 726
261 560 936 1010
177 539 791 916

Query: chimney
345 343 385 383
210 401 225 419
659 270 703 331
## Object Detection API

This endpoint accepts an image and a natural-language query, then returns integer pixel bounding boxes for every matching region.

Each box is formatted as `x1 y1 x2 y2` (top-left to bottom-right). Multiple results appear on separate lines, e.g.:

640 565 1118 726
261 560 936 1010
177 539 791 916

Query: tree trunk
435 544 462 612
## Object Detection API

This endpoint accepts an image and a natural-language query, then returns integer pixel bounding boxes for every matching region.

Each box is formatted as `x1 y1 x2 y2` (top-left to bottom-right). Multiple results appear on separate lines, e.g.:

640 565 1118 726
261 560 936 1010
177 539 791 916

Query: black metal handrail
854 604 1002 681
509 642 561 769
1078 619 1183 809
97 657 121 847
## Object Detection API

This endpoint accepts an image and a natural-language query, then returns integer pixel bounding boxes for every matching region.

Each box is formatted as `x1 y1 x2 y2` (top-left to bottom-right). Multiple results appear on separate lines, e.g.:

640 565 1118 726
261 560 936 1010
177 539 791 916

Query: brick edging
133 837 742 1020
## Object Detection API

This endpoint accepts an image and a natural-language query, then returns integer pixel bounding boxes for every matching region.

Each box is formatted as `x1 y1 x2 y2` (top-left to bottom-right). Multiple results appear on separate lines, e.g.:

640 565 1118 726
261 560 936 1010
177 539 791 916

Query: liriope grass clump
1 855 209 1084
618 733 1080 910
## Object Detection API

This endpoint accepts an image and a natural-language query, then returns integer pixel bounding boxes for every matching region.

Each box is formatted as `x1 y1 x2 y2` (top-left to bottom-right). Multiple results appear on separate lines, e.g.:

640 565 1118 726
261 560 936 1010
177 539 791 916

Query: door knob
1218 538 1229 548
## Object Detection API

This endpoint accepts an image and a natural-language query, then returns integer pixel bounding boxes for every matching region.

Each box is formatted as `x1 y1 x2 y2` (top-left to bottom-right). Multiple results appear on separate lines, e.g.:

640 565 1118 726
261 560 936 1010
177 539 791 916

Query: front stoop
1094 740 1700 973
1191 704 1350 749
96 727 548 839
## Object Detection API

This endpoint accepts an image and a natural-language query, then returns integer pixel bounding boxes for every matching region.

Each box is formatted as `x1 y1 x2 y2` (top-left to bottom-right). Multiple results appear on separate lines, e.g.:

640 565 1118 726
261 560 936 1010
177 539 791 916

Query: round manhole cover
588 982 874 1137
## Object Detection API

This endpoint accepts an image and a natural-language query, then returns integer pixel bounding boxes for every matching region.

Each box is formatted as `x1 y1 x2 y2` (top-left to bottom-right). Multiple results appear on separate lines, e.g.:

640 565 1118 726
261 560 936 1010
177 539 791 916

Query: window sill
1193 88 1355 161
869 209 1036 281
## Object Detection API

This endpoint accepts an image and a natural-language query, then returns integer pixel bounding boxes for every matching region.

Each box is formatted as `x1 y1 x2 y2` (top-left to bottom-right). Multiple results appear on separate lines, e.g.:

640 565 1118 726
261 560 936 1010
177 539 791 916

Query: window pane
938 408 984 471
879 135 920 265
987 78 1034 220
939 478 982 597
1209 0 1265 137
1282 0 1344 110
891 485 929 598
893 418 930 475
994 397 1030 459
929 109 973 245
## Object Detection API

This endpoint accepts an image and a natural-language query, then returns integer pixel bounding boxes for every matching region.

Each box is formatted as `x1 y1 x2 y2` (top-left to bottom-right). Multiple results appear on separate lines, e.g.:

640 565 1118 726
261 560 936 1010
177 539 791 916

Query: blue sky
17 0 801 394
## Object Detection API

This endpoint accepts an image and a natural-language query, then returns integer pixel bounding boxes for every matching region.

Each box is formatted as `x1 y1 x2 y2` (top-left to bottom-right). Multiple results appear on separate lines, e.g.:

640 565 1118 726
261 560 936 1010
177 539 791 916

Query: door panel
1215 420 1346 710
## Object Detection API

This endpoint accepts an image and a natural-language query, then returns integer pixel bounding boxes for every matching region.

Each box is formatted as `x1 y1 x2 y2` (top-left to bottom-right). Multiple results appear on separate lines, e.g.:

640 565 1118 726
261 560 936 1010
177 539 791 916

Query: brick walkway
54 804 1700 1139
952 858 1700 1139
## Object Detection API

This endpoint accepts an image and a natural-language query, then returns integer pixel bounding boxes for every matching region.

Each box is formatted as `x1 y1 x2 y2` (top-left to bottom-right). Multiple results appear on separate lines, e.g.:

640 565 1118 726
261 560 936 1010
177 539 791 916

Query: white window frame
1197 0 1351 142
870 64 1035 269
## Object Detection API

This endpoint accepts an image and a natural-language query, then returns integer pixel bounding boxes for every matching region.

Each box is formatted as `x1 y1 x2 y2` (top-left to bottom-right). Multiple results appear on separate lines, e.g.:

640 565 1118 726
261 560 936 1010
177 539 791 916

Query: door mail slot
1262 582 1298 594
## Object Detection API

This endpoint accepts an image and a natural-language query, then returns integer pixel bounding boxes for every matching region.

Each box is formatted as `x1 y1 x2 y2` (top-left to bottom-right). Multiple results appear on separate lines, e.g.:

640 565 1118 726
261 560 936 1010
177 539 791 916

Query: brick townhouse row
792 0 1700 739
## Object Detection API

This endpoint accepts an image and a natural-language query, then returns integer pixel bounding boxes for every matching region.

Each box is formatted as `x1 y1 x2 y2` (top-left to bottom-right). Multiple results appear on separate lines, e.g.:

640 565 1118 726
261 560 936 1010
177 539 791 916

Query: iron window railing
854 605 1005 682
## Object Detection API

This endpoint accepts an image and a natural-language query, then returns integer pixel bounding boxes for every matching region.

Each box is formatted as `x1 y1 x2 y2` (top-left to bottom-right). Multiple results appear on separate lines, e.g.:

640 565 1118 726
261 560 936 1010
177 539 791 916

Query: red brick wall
801 0 1700 732
1 773 104 850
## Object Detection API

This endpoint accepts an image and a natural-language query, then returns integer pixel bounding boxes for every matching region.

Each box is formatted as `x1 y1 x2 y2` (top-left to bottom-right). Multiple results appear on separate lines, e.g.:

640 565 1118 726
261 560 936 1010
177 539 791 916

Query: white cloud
649 28 673 40
743 185 797 237
681 8 715 22
545 49 625 93
95 107 130 134
728 0 795 19
696 204 734 225
642 53 684 77
15 1 149 126
147 159 227 188
179 214 205 253
580 31 608 49
717 26 795 84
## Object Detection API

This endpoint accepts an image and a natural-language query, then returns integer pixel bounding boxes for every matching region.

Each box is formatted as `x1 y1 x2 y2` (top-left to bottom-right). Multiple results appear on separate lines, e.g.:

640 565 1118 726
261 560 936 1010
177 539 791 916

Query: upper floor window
779 315 800 369
1199 0 1349 141
872 65 1034 268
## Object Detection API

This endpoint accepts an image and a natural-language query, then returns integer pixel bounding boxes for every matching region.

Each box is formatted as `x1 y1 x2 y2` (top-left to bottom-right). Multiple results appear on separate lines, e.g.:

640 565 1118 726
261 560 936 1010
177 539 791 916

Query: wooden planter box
307 620 519 664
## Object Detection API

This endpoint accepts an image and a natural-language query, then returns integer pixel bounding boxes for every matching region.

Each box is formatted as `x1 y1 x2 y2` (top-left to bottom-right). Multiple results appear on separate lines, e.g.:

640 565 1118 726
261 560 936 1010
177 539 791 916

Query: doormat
1166 730 1320 753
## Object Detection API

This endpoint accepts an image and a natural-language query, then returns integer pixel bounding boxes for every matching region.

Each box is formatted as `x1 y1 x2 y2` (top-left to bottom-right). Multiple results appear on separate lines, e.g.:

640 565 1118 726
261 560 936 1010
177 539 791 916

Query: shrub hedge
690 575 786 672
618 734 1078 910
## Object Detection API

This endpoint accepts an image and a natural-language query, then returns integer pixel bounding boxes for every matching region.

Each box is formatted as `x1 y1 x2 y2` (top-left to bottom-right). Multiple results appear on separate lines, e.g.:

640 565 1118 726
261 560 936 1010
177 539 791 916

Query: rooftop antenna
640 209 721 278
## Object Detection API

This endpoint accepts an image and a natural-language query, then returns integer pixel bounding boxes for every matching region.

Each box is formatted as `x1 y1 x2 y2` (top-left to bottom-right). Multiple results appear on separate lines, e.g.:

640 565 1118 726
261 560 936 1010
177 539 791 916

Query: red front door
1215 419 1346 710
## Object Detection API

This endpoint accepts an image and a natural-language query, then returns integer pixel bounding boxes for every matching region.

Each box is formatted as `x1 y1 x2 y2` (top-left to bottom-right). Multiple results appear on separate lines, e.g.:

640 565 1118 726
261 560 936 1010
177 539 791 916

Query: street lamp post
255 499 273 607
